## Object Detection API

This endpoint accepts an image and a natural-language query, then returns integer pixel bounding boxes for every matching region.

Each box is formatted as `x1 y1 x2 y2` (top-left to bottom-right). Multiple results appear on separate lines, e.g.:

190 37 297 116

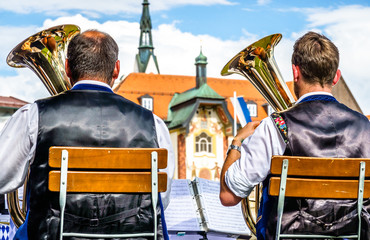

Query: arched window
195 132 212 153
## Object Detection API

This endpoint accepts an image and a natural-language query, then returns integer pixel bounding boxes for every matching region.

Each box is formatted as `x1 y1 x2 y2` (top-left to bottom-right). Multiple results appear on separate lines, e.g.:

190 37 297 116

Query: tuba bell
221 34 295 235
6 24 80 228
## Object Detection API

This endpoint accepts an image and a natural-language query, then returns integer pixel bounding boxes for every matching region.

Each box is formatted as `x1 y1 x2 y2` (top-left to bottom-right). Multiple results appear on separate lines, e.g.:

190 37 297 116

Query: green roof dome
195 50 207 64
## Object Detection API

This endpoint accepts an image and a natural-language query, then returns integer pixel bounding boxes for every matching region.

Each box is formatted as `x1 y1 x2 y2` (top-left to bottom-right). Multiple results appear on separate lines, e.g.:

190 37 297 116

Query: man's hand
233 121 261 145
219 121 260 206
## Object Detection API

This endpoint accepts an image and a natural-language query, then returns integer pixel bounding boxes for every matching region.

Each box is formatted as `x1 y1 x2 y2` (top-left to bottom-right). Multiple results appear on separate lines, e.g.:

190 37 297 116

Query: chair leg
151 151 158 240
357 162 365 240
59 150 69 240
275 159 289 240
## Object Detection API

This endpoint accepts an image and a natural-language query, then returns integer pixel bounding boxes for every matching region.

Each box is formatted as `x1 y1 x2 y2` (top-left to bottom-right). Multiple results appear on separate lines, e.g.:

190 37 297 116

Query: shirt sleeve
153 114 175 209
0 103 38 194
224 116 286 198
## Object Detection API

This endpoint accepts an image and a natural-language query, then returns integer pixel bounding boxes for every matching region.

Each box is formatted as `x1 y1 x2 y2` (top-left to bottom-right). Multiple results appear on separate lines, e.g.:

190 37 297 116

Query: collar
71 80 113 93
296 92 335 104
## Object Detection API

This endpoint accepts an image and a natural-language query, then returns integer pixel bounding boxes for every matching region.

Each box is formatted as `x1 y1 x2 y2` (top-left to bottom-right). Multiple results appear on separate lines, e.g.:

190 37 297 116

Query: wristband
227 144 241 155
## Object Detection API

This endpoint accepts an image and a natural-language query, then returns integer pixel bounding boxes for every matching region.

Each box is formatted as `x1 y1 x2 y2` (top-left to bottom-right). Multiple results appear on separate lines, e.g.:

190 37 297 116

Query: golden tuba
221 34 295 235
6 24 80 228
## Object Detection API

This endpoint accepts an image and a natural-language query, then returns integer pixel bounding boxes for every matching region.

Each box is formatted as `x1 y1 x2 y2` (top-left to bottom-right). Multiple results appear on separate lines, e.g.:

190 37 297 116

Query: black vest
26 90 161 239
266 100 370 239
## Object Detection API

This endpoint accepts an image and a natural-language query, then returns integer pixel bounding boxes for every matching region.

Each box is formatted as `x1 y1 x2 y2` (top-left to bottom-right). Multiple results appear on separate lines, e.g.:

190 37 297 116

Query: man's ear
65 59 76 85
112 60 120 80
65 59 72 78
292 64 299 82
333 69 341 86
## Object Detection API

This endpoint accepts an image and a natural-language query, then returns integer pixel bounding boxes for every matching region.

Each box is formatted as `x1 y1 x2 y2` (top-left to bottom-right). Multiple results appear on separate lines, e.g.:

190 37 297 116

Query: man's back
27 90 162 239
265 99 370 239
280 99 370 158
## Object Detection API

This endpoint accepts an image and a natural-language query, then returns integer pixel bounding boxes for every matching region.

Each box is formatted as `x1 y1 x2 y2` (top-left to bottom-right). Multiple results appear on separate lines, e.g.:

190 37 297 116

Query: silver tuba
221 34 295 235
6 24 80 227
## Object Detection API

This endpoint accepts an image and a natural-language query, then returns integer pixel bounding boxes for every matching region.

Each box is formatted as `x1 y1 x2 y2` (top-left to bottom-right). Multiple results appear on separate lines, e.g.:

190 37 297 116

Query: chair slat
49 171 167 193
49 147 167 169
270 156 370 177
269 177 370 199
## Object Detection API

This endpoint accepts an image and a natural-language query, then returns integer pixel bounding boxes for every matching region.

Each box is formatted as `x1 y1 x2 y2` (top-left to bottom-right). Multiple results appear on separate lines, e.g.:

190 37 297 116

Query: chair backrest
269 156 370 199
48 147 168 193
269 155 370 240
48 146 168 240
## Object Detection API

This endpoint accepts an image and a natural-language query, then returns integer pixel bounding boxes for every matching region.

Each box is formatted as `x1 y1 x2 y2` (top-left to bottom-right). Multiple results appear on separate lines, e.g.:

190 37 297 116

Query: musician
220 32 370 239
0 30 175 239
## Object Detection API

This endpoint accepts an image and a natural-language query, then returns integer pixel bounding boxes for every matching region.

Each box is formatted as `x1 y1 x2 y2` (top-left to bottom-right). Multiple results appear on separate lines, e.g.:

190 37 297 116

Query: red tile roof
114 72 294 122
0 96 28 109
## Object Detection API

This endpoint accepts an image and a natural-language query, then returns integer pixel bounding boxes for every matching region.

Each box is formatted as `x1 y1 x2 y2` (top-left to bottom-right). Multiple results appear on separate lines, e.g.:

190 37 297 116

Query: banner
230 96 251 127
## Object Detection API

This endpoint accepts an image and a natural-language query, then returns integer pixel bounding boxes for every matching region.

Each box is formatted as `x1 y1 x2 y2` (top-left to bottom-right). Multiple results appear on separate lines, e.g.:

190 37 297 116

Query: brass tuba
6 24 80 227
221 34 295 235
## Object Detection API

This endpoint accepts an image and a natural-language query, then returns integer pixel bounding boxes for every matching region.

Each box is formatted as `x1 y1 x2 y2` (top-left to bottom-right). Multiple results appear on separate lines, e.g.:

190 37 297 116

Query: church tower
134 0 160 74
195 47 207 88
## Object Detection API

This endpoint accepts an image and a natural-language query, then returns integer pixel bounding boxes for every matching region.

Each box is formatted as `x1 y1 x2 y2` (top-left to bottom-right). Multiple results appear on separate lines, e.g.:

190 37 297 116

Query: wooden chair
269 156 370 240
48 146 168 240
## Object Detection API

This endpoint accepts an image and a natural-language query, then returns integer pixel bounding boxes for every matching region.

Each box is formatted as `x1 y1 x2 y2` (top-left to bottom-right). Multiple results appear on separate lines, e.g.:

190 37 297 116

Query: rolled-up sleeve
225 117 286 198
153 114 175 209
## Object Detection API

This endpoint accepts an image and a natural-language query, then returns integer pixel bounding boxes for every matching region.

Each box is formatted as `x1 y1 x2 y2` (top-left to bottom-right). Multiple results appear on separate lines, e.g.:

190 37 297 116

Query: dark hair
67 30 119 84
292 31 339 87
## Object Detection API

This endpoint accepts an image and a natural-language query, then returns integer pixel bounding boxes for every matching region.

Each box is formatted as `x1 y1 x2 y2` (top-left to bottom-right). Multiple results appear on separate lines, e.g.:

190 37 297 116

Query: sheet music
164 179 203 231
194 177 251 235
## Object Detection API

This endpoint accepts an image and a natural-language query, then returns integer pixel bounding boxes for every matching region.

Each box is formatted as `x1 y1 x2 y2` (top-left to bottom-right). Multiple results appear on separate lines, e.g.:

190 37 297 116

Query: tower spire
195 46 208 88
135 0 160 74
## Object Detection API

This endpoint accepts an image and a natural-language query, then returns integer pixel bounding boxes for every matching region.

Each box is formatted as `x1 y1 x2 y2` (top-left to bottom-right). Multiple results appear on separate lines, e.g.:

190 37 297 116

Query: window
267 105 275 116
195 132 212 153
138 94 153 111
262 103 275 116
247 103 257 117
142 98 153 111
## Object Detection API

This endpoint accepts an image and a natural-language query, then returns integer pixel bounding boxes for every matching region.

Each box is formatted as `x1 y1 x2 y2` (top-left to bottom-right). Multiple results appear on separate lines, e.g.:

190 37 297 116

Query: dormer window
267 105 274 116
246 101 257 117
138 94 153 111
263 103 275 116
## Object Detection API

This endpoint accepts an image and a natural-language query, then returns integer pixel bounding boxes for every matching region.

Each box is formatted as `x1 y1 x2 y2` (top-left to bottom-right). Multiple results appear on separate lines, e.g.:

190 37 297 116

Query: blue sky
1 0 370 115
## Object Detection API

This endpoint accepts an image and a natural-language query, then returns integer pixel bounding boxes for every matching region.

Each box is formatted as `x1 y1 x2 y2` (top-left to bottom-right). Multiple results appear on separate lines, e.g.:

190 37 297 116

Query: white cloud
0 0 235 15
0 71 48 102
0 14 252 103
43 15 254 80
0 25 51 102
153 23 253 78
0 0 140 14
0 26 40 72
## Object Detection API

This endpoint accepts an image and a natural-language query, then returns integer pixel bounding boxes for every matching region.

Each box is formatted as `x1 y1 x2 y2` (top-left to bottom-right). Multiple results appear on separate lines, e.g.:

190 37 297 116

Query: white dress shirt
225 92 334 198
0 80 175 208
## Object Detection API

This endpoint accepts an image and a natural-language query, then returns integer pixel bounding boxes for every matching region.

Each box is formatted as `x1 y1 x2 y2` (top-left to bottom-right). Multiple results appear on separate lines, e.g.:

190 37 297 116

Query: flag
230 96 251 127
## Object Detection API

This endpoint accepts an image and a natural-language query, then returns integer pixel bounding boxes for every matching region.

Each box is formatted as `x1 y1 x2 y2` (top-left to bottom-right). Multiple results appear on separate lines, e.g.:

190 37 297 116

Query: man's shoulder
110 93 154 115
281 100 369 129
35 91 154 116
329 101 369 123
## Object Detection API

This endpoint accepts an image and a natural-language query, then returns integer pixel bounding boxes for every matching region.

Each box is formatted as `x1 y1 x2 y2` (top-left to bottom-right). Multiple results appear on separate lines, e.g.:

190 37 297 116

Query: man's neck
296 91 333 103
297 83 332 99
72 80 113 89
73 78 112 87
